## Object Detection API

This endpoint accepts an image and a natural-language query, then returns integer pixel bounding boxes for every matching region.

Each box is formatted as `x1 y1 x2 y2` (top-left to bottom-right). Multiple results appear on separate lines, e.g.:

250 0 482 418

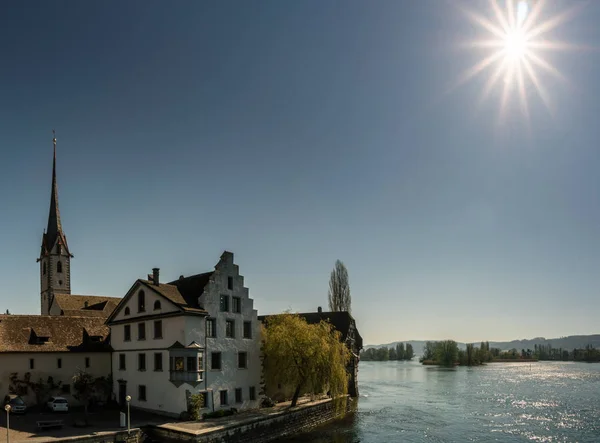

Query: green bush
187 393 204 421
201 408 237 419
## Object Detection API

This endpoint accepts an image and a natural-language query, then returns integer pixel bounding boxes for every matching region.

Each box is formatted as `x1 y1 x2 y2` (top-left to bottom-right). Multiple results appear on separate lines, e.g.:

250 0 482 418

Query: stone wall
46 429 142 443
148 397 355 443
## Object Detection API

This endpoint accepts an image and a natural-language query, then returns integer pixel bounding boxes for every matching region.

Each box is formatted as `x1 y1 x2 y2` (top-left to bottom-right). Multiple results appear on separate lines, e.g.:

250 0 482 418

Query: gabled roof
168 272 214 306
106 279 208 324
0 315 111 353
53 294 121 318
259 311 363 350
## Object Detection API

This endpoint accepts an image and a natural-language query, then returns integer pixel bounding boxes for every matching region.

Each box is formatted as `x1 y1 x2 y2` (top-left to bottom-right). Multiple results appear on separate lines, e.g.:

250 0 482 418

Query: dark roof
0 315 111 353
41 140 71 256
167 272 214 308
54 294 121 318
259 311 363 350
139 278 210 313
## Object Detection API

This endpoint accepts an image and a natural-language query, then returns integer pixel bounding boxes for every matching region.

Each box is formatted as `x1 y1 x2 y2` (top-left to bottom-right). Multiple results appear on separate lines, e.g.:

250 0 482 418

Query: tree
328 260 351 313
262 313 350 410
405 344 414 360
187 393 205 420
435 340 459 367
388 347 397 361
72 369 95 420
396 343 405 360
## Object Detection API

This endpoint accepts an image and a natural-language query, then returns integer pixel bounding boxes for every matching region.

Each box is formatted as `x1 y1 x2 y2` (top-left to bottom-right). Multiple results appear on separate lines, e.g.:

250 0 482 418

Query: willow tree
328 260 351 313
261 313 350 411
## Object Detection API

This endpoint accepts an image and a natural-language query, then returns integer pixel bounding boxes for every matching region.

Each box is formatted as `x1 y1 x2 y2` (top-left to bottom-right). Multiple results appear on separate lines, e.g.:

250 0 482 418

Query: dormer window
154 300 161 311
57 261 63 273
138 291 146 313
124 307 130 316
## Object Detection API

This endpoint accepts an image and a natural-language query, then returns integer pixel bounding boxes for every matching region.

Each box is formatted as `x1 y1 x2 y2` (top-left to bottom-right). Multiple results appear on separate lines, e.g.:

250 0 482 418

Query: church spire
41 131 71 257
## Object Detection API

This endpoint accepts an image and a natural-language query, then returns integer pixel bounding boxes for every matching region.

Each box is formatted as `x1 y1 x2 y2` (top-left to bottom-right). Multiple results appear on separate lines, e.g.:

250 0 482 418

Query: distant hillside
365 335 600 356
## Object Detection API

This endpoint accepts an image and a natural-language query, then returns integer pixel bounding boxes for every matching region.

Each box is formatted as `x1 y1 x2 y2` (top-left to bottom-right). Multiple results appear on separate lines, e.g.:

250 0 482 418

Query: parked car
46 396 69 412
3 395 27 414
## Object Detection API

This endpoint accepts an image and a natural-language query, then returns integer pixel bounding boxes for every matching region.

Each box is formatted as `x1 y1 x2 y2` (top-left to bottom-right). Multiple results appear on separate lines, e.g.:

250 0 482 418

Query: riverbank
147 397 355 443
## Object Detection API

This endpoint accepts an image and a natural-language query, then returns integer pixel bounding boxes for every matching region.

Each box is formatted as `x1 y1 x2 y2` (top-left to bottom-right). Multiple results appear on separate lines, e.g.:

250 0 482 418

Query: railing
169 370 204 382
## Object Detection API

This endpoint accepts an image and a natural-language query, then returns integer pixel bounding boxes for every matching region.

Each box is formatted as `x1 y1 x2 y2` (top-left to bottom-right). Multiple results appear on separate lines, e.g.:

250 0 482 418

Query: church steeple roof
40 131 71 257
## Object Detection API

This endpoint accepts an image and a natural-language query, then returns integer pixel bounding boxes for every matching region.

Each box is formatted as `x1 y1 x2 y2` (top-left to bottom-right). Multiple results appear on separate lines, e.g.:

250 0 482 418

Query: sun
454 0 582 124
504 28 527 60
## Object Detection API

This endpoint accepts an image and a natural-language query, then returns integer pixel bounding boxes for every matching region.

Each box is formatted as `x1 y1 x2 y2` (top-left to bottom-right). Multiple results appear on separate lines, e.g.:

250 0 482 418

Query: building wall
199 252 261 411
111 285 180 323
40 241 71 315
0 352 111 406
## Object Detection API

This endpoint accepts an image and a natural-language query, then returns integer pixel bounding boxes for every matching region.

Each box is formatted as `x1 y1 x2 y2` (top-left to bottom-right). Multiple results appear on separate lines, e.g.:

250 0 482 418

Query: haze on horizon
1 1 600 345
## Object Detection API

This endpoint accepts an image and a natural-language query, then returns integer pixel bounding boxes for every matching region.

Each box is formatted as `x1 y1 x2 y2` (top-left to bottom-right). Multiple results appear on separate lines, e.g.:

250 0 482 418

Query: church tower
38 132 73 315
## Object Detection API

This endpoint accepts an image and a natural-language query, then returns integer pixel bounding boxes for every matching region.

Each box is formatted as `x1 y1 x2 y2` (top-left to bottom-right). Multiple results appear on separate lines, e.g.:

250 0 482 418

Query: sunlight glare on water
276 360 600 442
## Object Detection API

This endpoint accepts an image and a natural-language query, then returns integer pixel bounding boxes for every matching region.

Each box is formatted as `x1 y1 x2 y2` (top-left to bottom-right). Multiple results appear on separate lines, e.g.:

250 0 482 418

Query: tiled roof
168 272 213 308
138 279 209 314
0 315 111 353
54 294 121 317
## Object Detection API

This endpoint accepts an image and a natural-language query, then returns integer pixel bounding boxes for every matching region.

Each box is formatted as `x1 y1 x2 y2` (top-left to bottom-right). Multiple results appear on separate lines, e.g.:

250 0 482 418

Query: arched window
154 300 161 311
43 262 47 275
124 307 130 316
57 261 63 273
138 291 146 312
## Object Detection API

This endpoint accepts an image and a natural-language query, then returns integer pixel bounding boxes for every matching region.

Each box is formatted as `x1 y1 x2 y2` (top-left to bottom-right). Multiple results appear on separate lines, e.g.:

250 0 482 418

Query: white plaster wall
112 284 180 323
0 352 111 406
199 253 261 411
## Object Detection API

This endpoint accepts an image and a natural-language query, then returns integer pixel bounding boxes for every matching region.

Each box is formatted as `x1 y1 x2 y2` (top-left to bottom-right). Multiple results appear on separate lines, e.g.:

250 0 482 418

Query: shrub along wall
149 397 356 443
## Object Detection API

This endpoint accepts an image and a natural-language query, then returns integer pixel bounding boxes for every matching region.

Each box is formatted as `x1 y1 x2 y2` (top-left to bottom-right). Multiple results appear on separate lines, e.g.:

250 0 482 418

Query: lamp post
5 404 11 443
125 395 131 435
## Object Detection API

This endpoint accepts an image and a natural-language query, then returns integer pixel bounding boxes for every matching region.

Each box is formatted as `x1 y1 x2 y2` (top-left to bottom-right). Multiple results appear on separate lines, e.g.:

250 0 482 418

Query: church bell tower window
57 261 63 273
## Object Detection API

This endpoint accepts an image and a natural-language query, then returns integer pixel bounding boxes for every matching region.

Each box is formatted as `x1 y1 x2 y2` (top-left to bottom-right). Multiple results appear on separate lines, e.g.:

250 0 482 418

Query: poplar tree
328 260 351 313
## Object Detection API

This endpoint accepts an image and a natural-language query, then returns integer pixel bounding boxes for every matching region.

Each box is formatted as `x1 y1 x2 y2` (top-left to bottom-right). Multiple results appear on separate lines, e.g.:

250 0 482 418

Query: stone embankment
147 397 355 443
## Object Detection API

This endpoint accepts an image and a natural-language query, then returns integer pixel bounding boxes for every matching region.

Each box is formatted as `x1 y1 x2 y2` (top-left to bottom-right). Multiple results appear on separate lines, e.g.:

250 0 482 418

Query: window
138 353 146 371
124 307 130 316
235 388 242 403
43 262 46 275
249 386 256 401
228 276 233 290
119 354 126 370
219 390 228 406
124 325 131 341
154 320 162 339
138 290 145 312
226 320 235 338
238 352 247 369
206 318 216 338
211 352 222 370
199 392 208 408
243 321 252 339
154 300 161 310
57 358 62 369
187 356 196 372
138 322 146 340
171 356 184 371
61 384 70 394
198 352 204 373
220 295 229 312
85 357 90 368
154 353 163 371
139 385 147 401
29 358 34 370
232 297 241 313
57 261 62 273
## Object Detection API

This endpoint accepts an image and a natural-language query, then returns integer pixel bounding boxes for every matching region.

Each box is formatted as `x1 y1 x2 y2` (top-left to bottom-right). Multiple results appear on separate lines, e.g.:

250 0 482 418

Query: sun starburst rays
457 0 580 125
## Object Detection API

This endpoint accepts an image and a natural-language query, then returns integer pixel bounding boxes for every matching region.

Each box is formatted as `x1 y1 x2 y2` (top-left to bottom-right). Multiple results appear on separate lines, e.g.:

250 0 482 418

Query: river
277 360 600 442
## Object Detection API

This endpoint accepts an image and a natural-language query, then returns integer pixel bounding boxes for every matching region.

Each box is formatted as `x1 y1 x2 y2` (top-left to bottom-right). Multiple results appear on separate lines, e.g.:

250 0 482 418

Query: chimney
317 306 322 313
152 268 160 286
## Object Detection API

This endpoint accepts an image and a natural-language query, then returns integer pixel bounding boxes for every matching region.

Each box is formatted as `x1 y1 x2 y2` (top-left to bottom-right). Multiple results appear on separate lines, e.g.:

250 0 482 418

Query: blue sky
2 1 600 344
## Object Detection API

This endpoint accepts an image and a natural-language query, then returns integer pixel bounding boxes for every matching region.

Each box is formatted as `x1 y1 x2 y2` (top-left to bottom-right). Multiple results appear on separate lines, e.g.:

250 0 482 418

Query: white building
0 315 112 406
106 251 261 417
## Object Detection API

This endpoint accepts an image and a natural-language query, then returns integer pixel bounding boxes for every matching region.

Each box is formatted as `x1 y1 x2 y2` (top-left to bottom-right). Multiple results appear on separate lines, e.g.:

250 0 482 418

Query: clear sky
2 0 599 345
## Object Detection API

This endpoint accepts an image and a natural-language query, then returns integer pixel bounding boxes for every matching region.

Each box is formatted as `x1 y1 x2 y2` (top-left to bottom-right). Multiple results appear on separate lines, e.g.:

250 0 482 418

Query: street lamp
125 395 131 435
5 404 11 443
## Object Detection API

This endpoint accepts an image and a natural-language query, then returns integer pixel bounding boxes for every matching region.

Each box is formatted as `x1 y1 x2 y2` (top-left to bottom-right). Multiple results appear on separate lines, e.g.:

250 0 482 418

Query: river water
278 360 600 442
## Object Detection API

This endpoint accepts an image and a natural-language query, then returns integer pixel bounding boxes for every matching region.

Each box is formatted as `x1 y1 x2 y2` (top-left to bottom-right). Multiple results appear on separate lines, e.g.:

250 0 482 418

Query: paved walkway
156 397 328 436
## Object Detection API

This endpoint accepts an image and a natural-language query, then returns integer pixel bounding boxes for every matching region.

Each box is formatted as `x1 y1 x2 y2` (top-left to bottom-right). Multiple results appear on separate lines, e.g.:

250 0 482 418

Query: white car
47 396 69 412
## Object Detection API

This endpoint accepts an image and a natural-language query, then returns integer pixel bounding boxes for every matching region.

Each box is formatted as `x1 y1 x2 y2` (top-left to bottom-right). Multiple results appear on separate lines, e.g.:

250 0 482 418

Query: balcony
169 370 204 384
